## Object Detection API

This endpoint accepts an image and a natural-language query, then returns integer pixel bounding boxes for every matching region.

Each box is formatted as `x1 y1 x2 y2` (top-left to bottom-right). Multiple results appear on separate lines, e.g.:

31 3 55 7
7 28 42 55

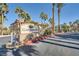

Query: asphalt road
0 36 11 47
0 32 79 56
55 32 79 41
0 36 11 56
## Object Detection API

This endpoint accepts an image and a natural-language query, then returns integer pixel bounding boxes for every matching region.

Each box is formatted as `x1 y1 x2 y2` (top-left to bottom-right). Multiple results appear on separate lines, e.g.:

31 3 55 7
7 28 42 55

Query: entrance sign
20 24 39 34
20 24 30 34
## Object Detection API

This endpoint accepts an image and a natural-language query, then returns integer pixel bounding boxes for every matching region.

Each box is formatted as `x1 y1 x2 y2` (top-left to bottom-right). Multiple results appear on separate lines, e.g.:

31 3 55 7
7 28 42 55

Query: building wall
10 20 45 42
19 23 33 42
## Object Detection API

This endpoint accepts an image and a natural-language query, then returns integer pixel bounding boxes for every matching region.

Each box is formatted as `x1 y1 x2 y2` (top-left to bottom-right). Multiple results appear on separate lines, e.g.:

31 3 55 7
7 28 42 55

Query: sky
3 3 79 27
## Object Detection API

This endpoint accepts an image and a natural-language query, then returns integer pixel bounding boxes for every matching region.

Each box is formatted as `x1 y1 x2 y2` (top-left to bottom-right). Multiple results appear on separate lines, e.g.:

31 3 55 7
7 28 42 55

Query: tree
15 7 31 22
0 3 8 35
69 22 72 26
55 25 58 32
57 3 63 32
69 21 73 32
49 17 52 25
73 19 79 32
43 29 52 35
40 12 48 24
74 19 79 24
49 17 55 30
61 23 69 32
52 3 55 34
3 27 10 35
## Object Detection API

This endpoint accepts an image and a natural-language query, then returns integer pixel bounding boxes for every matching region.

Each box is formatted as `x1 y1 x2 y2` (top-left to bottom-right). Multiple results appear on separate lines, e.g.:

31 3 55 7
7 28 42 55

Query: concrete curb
0 35 11 37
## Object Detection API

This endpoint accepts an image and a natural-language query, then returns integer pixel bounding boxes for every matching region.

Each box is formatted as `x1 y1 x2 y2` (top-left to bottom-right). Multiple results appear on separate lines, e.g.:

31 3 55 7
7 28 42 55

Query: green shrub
43 29 52 35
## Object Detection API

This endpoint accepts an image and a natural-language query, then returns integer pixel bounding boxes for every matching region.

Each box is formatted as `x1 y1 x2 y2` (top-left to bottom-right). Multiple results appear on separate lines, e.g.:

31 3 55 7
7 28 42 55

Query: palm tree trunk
1 14 4 35
38 25 40 35
58 8 61 32
19 21 21 41
52 3 55 34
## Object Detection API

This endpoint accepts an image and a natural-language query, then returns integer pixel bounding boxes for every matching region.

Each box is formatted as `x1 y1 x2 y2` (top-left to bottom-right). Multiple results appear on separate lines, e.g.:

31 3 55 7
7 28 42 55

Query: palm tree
15 7 31 22
69 22 72 26
52 3 55 34
55 25 58 32
49 17 52 25
69 21 72 32
0 3 8 35
15 7 31 37
40 12 48 24
57 3 63 32
73 19 79 32
61 23 69 32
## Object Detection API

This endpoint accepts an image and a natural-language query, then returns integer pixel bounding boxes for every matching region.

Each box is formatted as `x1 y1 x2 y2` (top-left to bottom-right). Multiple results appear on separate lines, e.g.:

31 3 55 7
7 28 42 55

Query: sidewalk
0 35 11 37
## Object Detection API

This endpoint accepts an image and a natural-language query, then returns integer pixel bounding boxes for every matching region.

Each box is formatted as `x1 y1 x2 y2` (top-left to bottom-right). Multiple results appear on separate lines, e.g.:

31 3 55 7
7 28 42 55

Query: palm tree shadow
0 47 7 56
20 45 40 56
55 33 79 40
40 40 79 50
12 49 21 56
